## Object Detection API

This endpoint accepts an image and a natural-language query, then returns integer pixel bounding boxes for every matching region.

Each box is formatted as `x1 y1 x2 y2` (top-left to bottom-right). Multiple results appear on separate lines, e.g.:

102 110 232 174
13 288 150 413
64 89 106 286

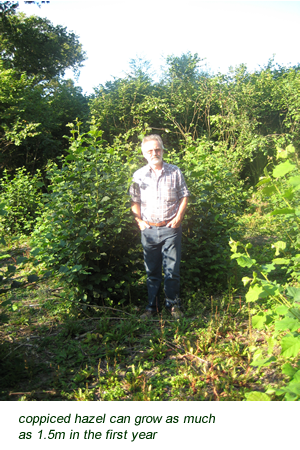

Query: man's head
141 134 164 169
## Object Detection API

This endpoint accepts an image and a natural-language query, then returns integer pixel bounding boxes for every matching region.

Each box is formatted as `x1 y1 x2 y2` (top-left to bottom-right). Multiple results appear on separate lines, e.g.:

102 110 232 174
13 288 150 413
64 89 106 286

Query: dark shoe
140 310 157 320
165 296 182 310
170 306 184 319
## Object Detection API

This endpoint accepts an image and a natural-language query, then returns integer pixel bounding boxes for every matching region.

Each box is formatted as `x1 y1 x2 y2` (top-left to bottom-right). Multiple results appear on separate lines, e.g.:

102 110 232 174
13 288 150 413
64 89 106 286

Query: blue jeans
141 225 182 312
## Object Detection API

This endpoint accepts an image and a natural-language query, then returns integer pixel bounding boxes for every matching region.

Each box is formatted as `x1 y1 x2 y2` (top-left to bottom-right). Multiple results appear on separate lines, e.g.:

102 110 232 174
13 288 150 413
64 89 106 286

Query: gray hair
141 134 164 152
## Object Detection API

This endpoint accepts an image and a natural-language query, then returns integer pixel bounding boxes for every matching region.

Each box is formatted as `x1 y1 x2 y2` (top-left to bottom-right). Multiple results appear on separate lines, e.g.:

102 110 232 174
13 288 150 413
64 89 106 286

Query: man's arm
166 196 188 228
131 202 150 231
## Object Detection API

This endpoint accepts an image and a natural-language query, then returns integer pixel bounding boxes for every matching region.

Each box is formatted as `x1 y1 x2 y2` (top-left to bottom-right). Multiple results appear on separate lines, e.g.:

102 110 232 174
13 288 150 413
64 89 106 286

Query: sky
18 0 300 95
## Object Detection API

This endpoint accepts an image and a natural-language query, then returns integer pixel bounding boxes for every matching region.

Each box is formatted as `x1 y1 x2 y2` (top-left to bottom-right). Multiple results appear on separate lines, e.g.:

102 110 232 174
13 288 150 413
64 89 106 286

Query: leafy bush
165 139 249 291
230 144 300 400
0 167 43 235
31 123 143 306
230 145 300 307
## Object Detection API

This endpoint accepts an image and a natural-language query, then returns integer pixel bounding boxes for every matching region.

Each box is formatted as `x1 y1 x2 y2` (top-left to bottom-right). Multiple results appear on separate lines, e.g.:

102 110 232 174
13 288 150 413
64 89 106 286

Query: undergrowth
0 243 291 401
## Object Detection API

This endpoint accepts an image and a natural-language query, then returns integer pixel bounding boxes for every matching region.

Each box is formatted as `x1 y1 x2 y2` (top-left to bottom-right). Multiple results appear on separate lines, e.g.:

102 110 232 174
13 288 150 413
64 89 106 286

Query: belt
146 220 171 227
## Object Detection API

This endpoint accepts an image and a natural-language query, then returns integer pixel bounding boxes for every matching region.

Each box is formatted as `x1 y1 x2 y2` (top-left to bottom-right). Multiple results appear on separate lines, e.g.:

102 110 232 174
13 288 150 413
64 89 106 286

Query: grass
0 214 298 401
0 282 285 401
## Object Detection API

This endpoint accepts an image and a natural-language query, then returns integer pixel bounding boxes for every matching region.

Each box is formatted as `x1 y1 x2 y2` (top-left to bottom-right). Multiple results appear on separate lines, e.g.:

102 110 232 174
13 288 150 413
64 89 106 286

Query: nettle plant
31 122 143 306
230 145 300 400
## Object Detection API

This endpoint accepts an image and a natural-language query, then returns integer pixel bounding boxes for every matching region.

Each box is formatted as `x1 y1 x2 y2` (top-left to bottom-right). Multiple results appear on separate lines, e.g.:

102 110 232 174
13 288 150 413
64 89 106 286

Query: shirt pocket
164 183 178 204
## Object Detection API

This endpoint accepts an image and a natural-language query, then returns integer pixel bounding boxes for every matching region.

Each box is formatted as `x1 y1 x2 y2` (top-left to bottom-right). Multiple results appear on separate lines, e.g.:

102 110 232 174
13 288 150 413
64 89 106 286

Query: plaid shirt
129 162 190 223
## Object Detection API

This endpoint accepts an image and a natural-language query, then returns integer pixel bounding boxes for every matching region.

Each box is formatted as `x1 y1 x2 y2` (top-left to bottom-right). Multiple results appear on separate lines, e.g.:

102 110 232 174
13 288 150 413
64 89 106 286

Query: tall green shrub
230 144 300 399
31 123 142 305
165 139 248 291
0 167 43 234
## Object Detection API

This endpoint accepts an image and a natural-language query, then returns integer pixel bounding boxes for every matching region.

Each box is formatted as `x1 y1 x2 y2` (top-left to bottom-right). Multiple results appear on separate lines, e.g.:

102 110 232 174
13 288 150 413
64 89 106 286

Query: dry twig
77 303 136 317
165 340 209 366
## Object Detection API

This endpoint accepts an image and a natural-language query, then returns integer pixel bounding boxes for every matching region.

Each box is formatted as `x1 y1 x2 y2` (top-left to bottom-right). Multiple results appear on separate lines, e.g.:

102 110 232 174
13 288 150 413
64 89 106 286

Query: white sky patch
17 0 300 94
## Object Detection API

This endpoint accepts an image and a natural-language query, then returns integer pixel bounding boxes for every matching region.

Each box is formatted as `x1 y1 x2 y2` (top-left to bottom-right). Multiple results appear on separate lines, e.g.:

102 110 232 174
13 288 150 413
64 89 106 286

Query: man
129 134 190 319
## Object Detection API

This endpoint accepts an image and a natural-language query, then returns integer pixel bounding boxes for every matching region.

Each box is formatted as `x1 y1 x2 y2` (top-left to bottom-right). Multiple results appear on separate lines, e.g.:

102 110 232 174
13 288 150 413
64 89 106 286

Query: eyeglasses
144 148 162 155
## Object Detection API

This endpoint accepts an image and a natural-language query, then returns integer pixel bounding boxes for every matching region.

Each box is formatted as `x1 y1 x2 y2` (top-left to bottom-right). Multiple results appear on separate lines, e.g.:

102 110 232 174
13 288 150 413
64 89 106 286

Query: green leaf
236 255 256 268
275 317 300 332
16 256 28 265
242 276 252 286
11 280 23 289
1 299 11 307
272 258 289 265
229 239 239 253
277 148 288 159
0 254 12 261
252 312 267 329
260 281 281 297
282 188 294 200
71 265 82 272
27 274 39 283
245 392 271 401
42 271 52 279
291 370 300 383
265 387 276 395
73 204 84 213
288 175 300 187
270 208 295 215
275 305 289 315
272 241 286 256
276 383 300 400
282 363 297 378
256 177 271 187
262 185 277 196
286 144 296 155
250 356 276 368
7 265 16 273
289 307 300 321
277 145 295 159
246 284 269 302
286 286 300 303
273 160 296 178
280 335 300 358
30 248 41 257
261 263 275 273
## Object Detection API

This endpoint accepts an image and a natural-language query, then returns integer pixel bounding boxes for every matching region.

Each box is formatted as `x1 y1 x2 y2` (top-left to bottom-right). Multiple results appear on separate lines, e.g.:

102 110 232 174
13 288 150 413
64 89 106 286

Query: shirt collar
147 161 165 173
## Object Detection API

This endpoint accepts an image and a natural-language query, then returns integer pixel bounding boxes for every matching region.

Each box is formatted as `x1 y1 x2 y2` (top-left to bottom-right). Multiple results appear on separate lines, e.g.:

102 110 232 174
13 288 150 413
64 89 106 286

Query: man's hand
166 216 182 228
137 219 151 231
166 197 188 228
131 202 150 231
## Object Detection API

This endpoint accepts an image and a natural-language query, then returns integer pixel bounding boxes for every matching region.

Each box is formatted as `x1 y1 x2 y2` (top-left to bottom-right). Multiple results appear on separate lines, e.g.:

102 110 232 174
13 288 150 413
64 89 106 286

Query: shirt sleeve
176 168 190 199
129 175 141 203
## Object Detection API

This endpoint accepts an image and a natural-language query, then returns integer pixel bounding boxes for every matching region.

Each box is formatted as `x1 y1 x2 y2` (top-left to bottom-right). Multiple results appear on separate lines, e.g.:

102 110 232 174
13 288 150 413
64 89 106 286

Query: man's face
142 140 163 168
